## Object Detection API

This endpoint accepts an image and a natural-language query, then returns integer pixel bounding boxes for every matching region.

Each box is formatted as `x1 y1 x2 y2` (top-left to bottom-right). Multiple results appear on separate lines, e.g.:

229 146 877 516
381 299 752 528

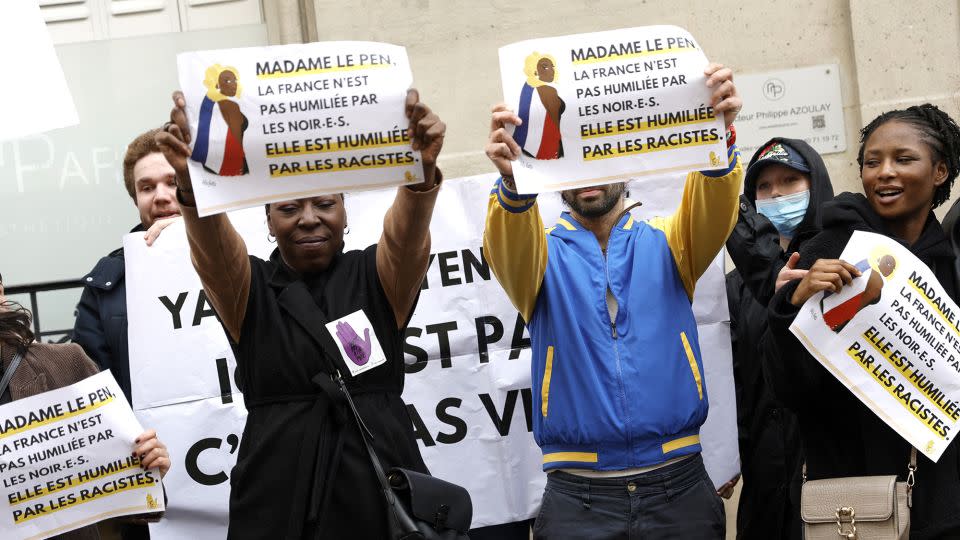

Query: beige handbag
800 448 915 540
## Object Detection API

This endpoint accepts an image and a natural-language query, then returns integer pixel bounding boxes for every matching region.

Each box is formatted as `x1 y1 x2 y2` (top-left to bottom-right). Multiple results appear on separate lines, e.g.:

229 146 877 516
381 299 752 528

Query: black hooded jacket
725 138 834 539
727 137 837 304
764 193 960 539
941 198 960 293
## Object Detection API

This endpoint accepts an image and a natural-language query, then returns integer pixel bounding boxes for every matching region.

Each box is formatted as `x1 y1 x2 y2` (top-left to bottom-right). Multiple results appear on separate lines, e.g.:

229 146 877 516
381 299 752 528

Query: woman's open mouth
875 187 903 203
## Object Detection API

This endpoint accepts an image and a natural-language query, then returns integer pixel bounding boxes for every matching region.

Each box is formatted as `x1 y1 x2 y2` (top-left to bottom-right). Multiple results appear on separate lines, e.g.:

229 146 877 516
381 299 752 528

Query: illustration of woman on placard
821 250 897 333
191 64 249 176
514 52 565 160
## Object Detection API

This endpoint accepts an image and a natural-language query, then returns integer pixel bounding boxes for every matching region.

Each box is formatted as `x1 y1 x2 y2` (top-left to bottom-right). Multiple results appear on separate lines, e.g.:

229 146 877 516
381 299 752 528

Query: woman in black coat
764 104 960 539
157 89 449 539
726 137 834 539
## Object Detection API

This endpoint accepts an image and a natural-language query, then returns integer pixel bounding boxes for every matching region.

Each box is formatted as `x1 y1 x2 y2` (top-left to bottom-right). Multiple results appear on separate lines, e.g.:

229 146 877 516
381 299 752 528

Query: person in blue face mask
752 142 815 245
724 137 833 540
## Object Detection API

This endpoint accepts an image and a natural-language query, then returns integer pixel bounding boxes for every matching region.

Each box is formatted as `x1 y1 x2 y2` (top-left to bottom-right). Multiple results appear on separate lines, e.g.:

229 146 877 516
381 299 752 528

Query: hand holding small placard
497 26 732 194
0 371 165 539
175 42 426 216
791 231 960 461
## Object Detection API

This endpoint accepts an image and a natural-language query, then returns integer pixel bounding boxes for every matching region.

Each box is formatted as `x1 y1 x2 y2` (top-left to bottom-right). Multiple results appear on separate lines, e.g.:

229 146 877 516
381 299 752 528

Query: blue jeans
533 454 725 539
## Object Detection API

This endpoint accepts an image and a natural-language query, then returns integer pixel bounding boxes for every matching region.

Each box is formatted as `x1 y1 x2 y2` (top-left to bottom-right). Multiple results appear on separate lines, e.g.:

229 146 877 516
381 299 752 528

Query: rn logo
763 78 785 101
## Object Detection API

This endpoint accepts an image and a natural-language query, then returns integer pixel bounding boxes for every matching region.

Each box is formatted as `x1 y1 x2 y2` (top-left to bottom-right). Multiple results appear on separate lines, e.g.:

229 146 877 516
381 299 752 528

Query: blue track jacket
483 145 743 471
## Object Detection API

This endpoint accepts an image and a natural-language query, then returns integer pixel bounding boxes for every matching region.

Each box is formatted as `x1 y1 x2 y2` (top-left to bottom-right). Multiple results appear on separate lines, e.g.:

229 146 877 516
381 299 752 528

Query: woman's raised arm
155 91 251 343
376 89 445 328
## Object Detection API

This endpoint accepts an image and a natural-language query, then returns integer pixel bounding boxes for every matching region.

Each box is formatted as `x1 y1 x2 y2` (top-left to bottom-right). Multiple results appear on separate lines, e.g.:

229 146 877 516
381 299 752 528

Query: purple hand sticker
335 321 372 366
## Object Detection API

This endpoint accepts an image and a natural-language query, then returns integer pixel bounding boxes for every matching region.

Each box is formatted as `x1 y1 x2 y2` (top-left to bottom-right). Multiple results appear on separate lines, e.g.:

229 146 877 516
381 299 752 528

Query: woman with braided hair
763 103 960 538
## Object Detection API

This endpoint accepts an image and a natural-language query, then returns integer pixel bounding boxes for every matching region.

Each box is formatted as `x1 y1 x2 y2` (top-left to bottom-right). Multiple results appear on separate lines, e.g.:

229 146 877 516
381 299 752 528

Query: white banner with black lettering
125 174 738 538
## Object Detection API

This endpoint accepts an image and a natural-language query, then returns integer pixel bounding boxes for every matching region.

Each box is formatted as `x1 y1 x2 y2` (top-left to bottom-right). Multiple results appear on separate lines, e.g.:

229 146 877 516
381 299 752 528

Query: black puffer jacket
725 138 833 540
765 193 960 539
73 224 145 404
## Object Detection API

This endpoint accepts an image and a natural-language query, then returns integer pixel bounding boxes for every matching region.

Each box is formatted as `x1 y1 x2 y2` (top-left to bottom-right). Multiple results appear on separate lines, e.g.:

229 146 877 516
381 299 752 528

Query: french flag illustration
821 259 872 331
514 83 562 160
191 96 246 176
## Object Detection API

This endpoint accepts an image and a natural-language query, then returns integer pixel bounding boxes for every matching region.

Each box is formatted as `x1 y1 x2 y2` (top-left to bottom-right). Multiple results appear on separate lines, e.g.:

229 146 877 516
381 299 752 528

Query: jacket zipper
597 225 632 458
569 206 640 463
599 199 642 342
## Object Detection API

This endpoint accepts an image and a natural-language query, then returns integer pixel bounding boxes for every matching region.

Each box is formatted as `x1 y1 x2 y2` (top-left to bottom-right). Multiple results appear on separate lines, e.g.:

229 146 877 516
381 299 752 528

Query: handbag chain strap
802 446 919 494
907 446 917 507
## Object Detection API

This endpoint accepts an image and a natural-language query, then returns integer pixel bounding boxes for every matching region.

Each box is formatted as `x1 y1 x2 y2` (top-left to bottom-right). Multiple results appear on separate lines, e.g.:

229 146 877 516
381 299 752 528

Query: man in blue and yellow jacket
483 63 743 539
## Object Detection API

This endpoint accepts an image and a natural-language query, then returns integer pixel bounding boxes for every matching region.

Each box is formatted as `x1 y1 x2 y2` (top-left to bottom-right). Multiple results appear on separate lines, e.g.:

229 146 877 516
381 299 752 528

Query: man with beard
482 63 743 539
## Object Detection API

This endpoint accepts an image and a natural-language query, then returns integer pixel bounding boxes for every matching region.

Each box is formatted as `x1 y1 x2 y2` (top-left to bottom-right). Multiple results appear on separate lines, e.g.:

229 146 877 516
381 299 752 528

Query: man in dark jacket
73 129 181 540
73 129 181 404
725 138 834 539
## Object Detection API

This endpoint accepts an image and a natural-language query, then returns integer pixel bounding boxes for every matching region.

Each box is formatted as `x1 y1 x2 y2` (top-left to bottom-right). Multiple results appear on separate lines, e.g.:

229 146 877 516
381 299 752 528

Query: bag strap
907 446 917 507
325 371 418 535
0 350 24 398
294 278 417 534
802 446 919 490
333 372 391 491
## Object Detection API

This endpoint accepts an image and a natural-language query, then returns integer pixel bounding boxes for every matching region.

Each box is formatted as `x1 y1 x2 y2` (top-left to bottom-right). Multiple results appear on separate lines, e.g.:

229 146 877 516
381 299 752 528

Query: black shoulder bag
326 372 473 539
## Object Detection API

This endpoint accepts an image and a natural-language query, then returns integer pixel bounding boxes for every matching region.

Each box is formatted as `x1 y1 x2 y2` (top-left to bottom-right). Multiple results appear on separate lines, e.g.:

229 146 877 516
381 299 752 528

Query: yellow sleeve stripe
543 451 599 464
496 194 531 209
624 215 635 230
541 345 555 417
492 177 538 213
556 218 577 231
662 434 700 454
680 331 703 400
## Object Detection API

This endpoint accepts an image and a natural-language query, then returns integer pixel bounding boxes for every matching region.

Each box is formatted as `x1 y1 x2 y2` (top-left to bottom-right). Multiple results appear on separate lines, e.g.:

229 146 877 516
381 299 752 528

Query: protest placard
498 26 728 194
177 41 424 216
124 209 269 539
0 1 78 142
125 175 738 538
0 371 164 540
791 231 960 462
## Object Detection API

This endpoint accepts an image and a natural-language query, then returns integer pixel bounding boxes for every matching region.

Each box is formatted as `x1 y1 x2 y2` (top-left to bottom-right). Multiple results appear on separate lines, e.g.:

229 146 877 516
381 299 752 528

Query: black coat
725 138 833 539
764 193 960 539
227 246 428 540
941 198 960 293
73 224 144 404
